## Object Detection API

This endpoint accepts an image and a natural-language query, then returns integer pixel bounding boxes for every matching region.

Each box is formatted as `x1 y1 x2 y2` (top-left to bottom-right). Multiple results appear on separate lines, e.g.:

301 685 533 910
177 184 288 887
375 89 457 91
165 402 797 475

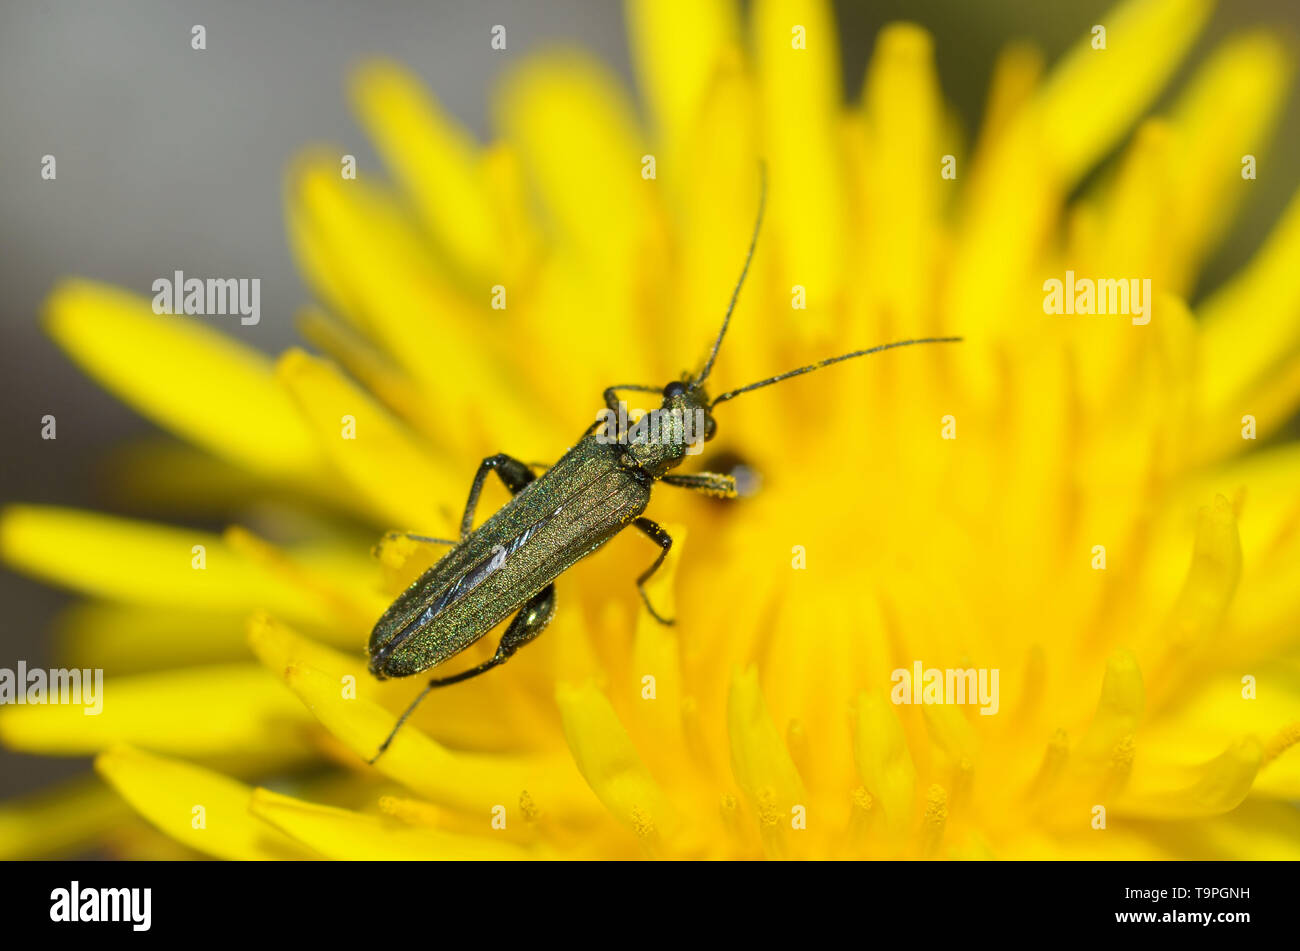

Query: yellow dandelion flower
3 0 1300 861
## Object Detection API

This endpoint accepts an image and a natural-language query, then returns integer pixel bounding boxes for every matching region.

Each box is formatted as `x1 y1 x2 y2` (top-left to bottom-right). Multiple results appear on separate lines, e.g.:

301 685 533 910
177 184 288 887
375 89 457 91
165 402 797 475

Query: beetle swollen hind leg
460 453 537 540
369 583 557 764
632 517 675 626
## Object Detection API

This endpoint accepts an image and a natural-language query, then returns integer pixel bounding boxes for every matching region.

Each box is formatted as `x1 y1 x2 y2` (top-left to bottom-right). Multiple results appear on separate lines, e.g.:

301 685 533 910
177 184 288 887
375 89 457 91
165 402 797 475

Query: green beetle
366 176 960 760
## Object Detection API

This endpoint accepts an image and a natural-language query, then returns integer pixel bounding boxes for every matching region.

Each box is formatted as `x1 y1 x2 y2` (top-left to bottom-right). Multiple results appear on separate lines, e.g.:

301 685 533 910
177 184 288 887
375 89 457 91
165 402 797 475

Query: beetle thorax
617 384 716 478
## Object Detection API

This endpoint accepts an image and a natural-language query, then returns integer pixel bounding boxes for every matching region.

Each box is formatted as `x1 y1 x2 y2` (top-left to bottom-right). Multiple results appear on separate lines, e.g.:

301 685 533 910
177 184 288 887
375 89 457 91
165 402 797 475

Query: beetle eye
663 381 687 399
704 416 717 440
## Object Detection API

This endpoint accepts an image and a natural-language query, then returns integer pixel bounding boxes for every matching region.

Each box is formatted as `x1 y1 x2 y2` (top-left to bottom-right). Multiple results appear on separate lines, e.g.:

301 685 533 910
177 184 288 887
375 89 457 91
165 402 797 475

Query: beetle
366 175 961 761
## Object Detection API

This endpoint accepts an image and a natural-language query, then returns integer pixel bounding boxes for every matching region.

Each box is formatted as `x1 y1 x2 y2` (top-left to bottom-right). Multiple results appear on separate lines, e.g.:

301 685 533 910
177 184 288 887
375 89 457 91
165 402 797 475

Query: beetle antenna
692 163 767 388
710 336 963 407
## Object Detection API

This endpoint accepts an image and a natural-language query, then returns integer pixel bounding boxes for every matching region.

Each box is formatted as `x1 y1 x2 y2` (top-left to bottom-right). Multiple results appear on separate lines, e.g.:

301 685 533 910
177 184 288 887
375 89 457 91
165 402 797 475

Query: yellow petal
0 777 133 859
250 788 533 860
224 525 385 636
0 505 329 625
247 611 560 753
266 649 596 823
752 0 846 345
1117 737 1261 819
494 52 659 393
674 48 767 398
557 679 681 853
0 663 312 758
626 0 740 166
1258 722 1300 798
1165 495 1243 650
628 526 689 775
95 745 314 859
1159 31 1293 291
1034 0 1212 186
943 99 1058 387
1200 185 1300 415
44 280 319 481
852 690 916 837
727 665 806 857
1089 119 1175 279
495 52 648 274
970 41 1043 164
1149 495 1242 705
1077 649 1144 766
99 439 286 516
757 588 871 800
860 24 944 334
276 348 461 532
1223 356 1300 460
350 60 501 281
296 305 444 444
286 158 556 460
1162 799 1300 859
1136 664 1300 798
922 702 979 771
54 603 253 674
1161 444 1300 605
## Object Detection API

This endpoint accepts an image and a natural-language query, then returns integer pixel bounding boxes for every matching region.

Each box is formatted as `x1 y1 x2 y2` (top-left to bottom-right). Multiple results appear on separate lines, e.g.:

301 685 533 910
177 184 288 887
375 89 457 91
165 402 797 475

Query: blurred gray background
2 0 1298 799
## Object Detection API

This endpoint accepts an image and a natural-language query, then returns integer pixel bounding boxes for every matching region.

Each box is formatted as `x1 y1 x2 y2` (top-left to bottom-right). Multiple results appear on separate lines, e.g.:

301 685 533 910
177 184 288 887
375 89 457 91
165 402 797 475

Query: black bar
0 859 1285 938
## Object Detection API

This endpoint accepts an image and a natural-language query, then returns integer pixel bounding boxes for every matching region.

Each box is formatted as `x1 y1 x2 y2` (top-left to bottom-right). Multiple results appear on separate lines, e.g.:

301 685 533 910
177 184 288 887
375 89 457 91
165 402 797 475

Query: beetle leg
370 530 458 564
460 453 537 540
378 530 457 547
661 472 738 499
597 385 662 439
632 517 675 626
368 584 557 764
603 383 660 415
